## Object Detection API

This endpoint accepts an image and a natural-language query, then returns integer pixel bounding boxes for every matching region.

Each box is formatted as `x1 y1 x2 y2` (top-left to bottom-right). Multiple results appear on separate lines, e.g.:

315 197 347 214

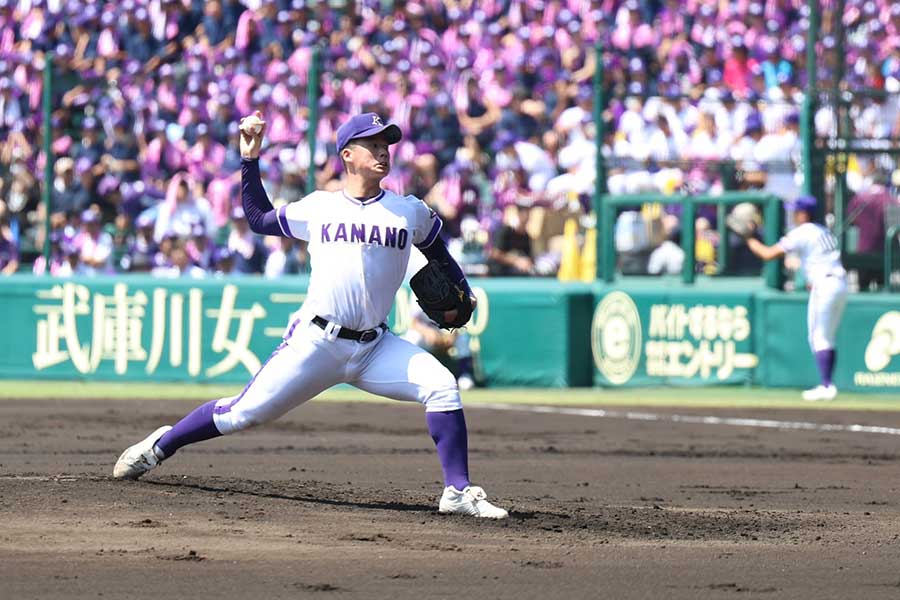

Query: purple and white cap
336 112 402 152
785 195 816 211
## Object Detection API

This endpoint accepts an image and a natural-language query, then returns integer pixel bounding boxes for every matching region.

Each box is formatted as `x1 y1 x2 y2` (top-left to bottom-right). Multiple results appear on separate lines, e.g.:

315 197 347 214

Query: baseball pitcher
113 111 508 519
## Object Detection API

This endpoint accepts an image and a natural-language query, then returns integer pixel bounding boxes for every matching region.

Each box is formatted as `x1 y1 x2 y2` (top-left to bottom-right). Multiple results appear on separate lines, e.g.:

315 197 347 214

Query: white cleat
802 385 838 402
113 426 172 480
439 485 509 519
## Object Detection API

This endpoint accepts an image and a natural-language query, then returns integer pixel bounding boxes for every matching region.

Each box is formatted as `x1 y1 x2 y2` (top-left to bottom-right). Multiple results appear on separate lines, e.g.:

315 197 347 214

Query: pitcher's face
342 133 391 180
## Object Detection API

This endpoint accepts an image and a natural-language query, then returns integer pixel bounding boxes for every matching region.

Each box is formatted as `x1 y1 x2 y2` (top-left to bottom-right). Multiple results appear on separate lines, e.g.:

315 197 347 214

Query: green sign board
1 275 592 388
2 276 897 392
591 287 758 387
20 276 303 382
590 286 900 393
755 291 900 391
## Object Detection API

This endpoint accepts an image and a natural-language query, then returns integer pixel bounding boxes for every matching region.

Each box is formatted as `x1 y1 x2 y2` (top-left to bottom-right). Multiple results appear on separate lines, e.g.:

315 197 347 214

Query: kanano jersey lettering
275 189 442 330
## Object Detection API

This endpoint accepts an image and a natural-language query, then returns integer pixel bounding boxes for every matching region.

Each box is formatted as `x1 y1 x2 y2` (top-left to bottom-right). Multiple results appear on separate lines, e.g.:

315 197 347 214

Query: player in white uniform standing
113 111 508 519
742 195 848 400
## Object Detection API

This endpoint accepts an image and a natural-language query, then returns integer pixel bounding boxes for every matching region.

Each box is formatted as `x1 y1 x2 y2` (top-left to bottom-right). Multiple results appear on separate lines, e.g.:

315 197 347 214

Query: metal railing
887 225 900 293
598 192 784 289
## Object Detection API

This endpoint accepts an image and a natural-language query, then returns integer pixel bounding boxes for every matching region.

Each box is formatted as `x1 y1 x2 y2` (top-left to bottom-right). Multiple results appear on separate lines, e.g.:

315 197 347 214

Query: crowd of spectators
0 0 899 280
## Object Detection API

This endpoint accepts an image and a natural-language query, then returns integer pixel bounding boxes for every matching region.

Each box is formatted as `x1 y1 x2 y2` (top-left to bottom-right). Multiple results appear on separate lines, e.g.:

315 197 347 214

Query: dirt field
2 396 900 599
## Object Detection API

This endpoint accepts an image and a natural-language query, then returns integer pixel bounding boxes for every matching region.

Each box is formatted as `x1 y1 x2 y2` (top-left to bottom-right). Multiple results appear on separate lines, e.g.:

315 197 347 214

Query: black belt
312 316 386 343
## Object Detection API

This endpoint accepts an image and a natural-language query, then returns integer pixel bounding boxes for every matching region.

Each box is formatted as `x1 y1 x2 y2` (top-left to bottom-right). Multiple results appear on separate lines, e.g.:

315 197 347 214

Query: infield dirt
2 397 900 599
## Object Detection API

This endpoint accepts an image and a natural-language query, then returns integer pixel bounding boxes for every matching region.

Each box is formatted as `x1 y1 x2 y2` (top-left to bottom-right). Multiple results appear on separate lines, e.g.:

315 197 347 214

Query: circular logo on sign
865 311 900 372
591 291 642 385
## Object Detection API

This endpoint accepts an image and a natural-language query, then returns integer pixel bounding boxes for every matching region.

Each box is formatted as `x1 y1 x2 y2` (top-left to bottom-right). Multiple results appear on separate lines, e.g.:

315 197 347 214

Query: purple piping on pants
285 318 301 340
214 341 286 415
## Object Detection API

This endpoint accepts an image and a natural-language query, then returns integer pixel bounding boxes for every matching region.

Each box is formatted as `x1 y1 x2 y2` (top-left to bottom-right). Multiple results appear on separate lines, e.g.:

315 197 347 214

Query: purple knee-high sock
814 349 836 387
426 409 470 490
153 399 222 459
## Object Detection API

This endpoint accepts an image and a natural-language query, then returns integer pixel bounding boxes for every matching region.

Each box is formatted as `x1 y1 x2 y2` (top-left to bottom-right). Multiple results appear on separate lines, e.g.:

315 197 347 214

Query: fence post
681 199 696 284
601 197 615 282
716 203 728 274
800 0 818 198
41 52 54 273
886 225 899 292
763 196 785 289
306 46 321 195
592 43 606 280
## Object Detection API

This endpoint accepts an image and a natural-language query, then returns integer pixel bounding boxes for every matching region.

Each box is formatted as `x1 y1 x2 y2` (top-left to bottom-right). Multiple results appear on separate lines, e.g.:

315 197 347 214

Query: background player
113 111 508 519
403 294 477 391
740 195 848 401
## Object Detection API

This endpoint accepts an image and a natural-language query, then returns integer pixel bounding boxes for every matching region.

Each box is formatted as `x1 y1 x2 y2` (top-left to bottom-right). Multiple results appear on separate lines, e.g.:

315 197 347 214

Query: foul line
474 403 900 437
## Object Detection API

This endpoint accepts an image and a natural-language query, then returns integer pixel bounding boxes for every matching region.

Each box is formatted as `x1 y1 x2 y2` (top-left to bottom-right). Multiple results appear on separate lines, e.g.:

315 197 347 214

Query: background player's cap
785 195 817 212
336 113 402 152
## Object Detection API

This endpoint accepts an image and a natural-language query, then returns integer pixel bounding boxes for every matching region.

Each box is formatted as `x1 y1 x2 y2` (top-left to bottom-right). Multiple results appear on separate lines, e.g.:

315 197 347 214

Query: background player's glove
410 260 474 330
726 202 762 240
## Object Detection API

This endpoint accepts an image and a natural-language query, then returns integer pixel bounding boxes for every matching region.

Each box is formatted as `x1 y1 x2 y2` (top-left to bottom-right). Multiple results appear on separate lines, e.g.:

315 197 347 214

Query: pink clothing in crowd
206 175 235 229
186 140 226 182
234 11 258 50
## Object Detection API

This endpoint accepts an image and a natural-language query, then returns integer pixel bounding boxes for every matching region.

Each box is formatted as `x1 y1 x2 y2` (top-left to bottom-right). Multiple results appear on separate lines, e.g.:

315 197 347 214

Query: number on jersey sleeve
818 231 838 252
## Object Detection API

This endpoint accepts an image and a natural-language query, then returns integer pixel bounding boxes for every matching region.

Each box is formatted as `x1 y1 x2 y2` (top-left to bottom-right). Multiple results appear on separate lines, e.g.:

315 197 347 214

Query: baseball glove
726 202 762 239
410 260 474 330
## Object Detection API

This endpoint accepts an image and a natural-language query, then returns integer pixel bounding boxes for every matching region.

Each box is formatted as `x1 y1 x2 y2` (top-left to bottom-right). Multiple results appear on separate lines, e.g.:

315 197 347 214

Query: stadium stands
0 0 898 279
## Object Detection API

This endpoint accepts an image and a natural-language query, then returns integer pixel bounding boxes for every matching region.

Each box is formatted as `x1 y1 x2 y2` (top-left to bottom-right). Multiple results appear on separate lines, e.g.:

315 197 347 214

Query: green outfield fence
1 275 897 393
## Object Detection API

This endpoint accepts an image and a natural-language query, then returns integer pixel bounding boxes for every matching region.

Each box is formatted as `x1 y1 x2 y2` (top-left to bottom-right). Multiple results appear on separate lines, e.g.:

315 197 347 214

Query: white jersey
777 222 846 285
276 188 441 330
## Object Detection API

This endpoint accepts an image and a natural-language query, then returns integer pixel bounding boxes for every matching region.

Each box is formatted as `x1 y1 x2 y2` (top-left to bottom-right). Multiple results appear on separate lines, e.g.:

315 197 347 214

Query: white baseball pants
807 275 848 352
213 318 461 435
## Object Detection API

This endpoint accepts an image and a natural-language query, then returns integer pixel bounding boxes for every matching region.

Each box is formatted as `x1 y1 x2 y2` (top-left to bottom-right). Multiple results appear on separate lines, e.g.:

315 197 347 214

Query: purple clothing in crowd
1 0 897 276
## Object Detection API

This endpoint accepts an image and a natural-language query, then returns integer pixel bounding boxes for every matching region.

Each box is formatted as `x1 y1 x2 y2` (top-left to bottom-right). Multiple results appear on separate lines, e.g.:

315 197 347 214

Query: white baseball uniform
777 222 848 352
212 188 461 435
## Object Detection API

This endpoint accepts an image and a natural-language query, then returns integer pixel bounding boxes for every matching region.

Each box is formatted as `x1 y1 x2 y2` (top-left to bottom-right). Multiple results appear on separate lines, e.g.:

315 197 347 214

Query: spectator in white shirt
647 215 685 275
74 207 113 275
154 172 216 243
754 111 801 201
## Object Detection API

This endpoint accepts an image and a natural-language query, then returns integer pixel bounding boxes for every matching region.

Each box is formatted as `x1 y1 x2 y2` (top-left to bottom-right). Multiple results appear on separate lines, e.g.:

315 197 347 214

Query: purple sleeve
241 158 287 237
419 235 473 297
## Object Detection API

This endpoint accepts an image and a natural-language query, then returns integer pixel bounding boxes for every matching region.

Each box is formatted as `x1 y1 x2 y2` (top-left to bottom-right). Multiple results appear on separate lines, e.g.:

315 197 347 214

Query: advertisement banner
755 291 900 391
2 276 896 391
591 287 759 387
2 275 592 388
20 277 304 383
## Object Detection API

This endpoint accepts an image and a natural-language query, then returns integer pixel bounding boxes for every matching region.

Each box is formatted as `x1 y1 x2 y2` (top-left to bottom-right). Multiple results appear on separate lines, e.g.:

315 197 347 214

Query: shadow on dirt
137 475 807 543
143 476 437 513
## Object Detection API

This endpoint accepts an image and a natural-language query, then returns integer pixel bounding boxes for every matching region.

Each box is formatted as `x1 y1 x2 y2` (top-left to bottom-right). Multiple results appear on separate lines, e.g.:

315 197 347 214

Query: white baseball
241 115 263 135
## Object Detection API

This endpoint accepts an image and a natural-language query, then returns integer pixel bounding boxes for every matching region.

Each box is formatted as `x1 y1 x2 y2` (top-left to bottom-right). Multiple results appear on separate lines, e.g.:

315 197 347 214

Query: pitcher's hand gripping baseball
239 111 267 159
